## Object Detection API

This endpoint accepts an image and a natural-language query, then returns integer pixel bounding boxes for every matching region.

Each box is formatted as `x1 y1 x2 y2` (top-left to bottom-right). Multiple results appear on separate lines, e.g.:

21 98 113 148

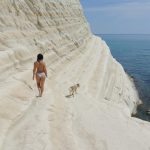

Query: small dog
69 84 80 97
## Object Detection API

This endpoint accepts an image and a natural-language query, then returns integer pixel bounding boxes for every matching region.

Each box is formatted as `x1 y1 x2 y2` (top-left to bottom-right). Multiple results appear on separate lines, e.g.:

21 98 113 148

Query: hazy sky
80 0 150 34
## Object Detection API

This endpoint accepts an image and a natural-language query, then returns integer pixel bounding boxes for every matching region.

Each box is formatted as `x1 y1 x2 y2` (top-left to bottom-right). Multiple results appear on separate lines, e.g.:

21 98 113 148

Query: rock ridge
0 0 150 150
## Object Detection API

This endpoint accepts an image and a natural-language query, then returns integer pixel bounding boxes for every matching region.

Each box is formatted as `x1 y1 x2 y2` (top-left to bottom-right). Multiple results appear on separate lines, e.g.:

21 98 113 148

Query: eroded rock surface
0 1 150 150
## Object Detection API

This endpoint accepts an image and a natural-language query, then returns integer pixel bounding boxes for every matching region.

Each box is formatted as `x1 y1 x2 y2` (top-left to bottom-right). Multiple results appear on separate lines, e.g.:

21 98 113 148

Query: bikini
36 62 45 78
37 72 45 78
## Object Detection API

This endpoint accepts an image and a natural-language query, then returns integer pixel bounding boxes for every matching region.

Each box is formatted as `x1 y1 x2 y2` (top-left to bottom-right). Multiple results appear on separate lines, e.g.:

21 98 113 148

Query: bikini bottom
37 72 45 78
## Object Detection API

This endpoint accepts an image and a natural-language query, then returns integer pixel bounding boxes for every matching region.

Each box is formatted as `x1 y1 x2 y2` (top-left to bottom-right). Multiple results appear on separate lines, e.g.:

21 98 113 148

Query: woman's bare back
33 61 47 75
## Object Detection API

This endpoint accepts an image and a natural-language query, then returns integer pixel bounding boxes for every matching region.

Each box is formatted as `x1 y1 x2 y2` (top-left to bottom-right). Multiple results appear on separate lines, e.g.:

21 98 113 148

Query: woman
33 53 47 97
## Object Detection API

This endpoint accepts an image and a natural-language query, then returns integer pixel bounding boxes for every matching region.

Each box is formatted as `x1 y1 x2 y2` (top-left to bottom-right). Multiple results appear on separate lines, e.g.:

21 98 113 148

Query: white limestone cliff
0 0 150 150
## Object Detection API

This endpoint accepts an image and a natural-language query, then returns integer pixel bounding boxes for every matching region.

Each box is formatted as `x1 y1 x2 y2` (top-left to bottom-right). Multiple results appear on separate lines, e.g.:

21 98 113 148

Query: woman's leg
40 76 46 97
36 75 41 96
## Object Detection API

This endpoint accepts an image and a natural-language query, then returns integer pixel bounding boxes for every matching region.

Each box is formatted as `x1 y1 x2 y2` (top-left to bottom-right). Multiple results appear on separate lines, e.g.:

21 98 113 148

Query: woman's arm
33 62 37 80
44 63 47 77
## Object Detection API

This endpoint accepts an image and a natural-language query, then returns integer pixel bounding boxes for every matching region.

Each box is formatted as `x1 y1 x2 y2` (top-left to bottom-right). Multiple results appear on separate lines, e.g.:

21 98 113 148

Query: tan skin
33 60 47 97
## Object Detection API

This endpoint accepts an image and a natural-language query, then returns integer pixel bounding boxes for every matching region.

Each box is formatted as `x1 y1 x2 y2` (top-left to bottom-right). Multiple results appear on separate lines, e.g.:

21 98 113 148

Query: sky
80 0 150 34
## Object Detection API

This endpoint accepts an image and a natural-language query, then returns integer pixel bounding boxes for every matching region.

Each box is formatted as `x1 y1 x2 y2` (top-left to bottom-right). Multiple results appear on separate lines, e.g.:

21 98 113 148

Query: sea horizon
95 33 150 35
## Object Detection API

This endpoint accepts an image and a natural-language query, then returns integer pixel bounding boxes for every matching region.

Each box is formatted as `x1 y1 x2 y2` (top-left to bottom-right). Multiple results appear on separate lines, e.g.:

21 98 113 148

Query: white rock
0 0 150 150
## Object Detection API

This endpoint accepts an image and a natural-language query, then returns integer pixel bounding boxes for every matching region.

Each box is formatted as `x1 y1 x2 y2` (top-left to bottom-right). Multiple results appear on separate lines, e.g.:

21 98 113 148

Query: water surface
98 34 150 121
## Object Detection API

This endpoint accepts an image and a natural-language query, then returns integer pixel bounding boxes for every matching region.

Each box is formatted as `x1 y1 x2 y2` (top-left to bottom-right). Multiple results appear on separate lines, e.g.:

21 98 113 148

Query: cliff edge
0 0 150 150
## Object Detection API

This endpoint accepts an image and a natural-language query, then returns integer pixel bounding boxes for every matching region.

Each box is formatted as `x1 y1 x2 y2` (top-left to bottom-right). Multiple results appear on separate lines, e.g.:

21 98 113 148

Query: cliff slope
0 0 150 150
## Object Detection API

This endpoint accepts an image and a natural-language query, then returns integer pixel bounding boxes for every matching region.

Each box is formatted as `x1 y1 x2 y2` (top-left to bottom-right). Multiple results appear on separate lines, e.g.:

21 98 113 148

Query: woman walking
33 53 47 97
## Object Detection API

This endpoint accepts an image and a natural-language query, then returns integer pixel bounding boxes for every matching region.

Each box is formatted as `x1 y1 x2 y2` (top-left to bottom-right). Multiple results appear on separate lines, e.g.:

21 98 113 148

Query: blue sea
97 34 150 121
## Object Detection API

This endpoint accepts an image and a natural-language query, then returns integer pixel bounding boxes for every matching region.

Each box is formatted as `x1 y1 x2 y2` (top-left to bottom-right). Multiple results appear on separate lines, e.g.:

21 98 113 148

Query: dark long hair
37 53 43 61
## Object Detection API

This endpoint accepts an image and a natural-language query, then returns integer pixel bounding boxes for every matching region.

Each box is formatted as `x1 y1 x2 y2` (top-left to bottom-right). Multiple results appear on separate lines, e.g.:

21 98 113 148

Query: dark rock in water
130 75 134 79
146 110 150 115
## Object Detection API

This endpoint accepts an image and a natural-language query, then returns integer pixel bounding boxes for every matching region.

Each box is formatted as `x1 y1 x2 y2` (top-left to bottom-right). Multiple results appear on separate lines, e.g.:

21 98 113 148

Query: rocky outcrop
0 0 150 150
